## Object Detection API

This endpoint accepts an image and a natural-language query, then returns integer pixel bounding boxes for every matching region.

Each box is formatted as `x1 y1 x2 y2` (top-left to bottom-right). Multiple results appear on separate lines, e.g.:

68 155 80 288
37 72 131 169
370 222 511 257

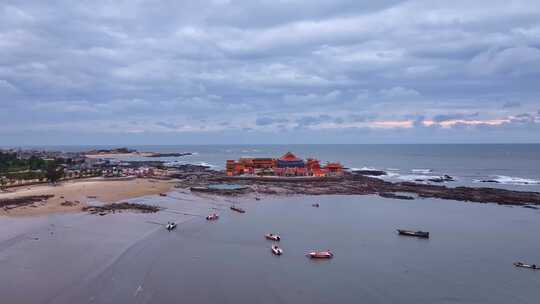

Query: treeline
0 152 49 173
1 152 103 187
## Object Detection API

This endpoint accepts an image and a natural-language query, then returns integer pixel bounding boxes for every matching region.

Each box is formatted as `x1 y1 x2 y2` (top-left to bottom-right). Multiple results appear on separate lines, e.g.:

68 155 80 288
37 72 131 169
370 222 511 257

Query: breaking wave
475 175 540 185
163 160 217 168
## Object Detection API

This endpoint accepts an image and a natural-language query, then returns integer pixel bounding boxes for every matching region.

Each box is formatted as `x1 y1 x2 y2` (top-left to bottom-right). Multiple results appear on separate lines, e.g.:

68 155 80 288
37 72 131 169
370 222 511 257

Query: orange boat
307 250 334 259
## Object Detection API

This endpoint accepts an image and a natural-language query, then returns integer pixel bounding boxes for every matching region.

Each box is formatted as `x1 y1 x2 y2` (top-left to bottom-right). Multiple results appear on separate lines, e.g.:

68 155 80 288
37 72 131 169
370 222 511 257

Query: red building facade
226 152 343 177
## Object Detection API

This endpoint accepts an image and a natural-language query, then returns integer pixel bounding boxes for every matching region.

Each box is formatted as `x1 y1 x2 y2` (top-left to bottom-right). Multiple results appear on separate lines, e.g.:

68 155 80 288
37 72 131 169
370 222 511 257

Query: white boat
265 233 281 241
206 213 219 220
271 245 283 255
307 250 333 259
166 222 177 231
514 262 538 269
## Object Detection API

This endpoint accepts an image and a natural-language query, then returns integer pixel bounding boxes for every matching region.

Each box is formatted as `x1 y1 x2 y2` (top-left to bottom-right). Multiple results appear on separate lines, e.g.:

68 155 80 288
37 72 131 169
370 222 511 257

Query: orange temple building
226 152 343 177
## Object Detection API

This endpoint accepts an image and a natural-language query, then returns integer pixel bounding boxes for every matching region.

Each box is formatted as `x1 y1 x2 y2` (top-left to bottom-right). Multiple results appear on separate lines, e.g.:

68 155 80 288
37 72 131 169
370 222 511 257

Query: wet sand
0 190 230 304
0 178 175 216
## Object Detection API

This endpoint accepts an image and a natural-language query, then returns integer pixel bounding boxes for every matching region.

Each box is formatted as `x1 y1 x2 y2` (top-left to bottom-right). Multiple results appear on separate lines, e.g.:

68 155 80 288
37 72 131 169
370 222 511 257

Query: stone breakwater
175 169 540 205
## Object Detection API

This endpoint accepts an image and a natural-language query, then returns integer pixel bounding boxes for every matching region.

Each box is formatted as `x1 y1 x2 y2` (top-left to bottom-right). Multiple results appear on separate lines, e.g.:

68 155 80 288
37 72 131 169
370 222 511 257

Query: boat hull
272 247 283 255
206 214 219 221
397 229 429 238
307 251 334 259
265 234 281 241
514 262 538 269
230 206 246 213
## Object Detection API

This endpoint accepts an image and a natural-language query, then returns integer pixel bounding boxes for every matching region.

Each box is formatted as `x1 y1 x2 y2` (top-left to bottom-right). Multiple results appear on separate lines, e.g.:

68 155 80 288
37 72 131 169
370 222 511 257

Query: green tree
0 176 7 189
45 161 64 184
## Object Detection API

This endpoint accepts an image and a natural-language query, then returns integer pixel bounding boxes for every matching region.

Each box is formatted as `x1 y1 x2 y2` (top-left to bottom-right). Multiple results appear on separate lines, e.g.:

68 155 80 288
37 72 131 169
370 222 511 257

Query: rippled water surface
40 194 540 304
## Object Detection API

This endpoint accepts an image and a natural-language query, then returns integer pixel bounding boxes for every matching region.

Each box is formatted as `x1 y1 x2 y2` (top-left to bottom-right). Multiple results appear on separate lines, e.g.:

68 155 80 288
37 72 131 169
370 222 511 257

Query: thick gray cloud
1 0 540 144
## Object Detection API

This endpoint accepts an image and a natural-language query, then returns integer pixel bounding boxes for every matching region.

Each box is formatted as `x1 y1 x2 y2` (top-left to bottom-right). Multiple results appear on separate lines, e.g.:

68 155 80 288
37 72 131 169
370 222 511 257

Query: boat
159 193 167 197
397 229 429 238
206 213 219 220
307 250 334 259
230 205 246 213
514 262 538 270
265 233 281 241
166 222 177 231
312 203 320 207
271 245 283 255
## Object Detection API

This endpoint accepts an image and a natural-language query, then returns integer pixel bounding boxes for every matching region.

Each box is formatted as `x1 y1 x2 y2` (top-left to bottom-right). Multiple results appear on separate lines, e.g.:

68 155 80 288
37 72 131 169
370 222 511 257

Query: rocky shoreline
1 195 55 210
83 202 161 215
174 167 540 206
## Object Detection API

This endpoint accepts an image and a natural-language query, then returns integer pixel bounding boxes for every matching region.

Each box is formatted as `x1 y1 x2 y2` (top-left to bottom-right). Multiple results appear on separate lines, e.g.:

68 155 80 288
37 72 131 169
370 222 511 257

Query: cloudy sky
1 0 540 145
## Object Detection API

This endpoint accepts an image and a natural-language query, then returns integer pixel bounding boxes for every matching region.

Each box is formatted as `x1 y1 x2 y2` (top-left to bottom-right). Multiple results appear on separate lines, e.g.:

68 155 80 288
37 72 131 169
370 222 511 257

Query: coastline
3 168 540 218
0 178 175 217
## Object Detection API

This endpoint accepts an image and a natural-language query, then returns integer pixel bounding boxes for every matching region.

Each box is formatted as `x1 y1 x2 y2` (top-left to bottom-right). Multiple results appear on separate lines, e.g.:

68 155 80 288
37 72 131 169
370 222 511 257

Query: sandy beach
0 178 176 216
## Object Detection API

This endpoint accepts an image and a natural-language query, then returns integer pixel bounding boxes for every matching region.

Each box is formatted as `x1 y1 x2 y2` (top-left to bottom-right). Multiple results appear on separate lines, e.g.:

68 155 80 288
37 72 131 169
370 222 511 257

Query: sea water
48 194 540 304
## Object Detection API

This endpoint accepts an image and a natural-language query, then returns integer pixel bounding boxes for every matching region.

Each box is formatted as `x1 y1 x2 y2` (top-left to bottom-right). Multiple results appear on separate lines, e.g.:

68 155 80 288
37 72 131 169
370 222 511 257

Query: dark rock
0 195 54 209
83 202 160 215
146 152 192 157
352 170 387 176
379 192 415 200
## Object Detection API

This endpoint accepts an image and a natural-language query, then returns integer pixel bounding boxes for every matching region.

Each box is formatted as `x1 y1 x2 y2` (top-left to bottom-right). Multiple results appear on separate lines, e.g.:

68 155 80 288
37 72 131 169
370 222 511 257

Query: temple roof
279 152 301 161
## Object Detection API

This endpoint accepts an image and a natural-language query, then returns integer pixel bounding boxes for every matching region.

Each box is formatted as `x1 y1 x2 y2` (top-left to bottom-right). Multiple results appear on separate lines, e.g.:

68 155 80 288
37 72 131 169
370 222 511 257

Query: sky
1 0 540 145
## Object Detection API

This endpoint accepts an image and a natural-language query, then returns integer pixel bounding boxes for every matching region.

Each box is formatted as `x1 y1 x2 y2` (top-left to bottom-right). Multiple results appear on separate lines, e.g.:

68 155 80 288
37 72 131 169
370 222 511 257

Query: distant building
226 152 343 177
276 152 305 168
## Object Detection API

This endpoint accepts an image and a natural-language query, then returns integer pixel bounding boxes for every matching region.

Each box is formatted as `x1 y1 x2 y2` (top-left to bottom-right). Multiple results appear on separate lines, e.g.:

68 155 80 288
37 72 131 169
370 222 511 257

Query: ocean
13 194 540 304
2 144 539 303
35 144 540 191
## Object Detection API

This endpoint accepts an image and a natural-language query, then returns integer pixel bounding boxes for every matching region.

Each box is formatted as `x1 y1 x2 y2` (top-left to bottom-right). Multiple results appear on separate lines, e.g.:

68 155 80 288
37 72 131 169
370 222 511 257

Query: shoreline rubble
82 202 161 215
174 168 540 205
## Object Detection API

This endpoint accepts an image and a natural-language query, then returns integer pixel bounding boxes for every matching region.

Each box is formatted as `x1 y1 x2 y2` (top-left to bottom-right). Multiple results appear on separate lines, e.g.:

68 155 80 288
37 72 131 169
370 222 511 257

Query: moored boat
230 205 246 213
307 250 334 259
271 245 283 255
159 193 167 197
265 233 281 241
166 222 177 231
397 229 429 238
514 262 538 269
206 213 219 220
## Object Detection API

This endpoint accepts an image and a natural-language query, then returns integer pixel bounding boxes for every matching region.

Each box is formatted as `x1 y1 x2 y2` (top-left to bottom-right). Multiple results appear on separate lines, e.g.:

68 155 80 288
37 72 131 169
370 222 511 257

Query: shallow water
18 193 537 304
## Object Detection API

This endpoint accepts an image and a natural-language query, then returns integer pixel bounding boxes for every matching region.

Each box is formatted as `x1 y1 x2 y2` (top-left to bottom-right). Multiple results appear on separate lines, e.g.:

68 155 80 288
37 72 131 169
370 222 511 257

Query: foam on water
349 166 379 171
474 175 540 185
